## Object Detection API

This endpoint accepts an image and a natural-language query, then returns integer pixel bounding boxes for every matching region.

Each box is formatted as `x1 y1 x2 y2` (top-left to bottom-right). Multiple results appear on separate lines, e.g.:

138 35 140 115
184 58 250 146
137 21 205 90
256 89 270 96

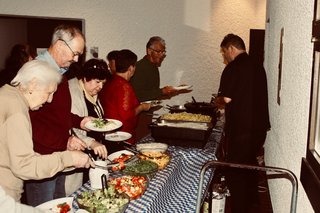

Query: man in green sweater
130 36 176 102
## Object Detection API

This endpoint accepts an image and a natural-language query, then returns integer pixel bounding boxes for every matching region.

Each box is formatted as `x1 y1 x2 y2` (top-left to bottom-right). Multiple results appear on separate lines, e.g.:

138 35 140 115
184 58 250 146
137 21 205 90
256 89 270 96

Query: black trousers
225 131 267 213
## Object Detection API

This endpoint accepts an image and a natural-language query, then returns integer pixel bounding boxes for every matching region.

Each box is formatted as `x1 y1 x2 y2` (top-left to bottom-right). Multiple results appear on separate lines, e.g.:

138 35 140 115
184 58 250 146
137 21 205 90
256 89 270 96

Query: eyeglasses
59 39 81 57
149 48 166 54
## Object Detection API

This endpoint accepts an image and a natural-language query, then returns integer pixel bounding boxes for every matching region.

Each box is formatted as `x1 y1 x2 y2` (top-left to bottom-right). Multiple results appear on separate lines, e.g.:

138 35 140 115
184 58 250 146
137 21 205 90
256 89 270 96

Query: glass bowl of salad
108 174 149 200
77 185 129 213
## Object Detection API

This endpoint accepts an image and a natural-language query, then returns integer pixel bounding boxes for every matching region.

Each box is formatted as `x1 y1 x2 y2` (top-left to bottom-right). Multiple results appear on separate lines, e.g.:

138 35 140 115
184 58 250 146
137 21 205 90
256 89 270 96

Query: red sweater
100 75 139 144
29 77 82 154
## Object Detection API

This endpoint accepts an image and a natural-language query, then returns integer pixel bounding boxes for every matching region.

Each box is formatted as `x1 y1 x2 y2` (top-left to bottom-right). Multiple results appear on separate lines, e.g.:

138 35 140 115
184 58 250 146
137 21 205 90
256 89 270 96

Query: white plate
173 85 193 90
105 131 132 141
85 119 122 132
76 209 89 213
107 150 134 162
141 100 162 107
36 197 73 212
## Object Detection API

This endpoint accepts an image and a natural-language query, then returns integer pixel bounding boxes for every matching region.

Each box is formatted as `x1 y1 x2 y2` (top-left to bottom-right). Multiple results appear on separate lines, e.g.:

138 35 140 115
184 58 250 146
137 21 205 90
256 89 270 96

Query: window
300 1 320 212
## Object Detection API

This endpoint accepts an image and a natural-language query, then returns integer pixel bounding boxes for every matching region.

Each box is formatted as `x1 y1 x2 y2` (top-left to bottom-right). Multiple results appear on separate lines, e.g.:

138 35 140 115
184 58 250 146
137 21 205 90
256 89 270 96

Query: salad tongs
101 174 108 197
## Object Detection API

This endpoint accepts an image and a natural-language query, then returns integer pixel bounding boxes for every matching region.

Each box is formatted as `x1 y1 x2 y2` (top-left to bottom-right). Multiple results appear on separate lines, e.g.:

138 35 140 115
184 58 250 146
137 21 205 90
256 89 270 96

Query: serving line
69 119 224 212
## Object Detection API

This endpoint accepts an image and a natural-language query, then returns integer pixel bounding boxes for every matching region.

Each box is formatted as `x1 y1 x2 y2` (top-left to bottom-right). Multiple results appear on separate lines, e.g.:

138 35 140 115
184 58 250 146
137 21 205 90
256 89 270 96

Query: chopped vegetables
108 175 148 200
77 186 129 213
112 153 133 163
111 154 133 171
56 202 71 213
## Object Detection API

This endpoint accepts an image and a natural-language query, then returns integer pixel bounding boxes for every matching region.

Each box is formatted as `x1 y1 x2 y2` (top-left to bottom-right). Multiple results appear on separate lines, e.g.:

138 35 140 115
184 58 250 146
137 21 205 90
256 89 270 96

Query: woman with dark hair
106 50 119 75
0 44 37 87
100 49 151 144
65 58 111 195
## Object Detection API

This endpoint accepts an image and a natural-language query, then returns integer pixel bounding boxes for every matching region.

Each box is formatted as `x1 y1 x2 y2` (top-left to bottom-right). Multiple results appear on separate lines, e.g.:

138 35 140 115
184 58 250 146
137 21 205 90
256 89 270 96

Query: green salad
92 118 108 128
124 159 158 175
77 185 129 213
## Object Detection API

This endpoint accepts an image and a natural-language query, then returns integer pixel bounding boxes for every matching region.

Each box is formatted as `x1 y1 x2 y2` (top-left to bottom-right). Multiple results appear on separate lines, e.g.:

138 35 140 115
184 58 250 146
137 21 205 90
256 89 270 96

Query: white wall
265 0 314 212
0 0 265 107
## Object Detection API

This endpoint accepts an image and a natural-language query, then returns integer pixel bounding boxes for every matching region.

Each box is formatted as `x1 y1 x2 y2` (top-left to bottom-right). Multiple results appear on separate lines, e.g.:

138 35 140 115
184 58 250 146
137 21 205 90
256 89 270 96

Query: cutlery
70 128 111 168
84 148 118 170
101 174 108 197
86 152 95 163
102 118 109 124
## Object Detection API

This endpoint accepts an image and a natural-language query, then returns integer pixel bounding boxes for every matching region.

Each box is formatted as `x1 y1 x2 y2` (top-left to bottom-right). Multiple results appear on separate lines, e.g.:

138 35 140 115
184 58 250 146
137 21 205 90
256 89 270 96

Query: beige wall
0 0 266 106
264 0 314 212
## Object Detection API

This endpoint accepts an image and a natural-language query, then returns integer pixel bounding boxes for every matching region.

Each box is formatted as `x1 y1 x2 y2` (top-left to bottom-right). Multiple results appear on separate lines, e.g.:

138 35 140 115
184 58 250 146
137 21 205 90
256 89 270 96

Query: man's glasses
59 39 81 57
150 48 166 54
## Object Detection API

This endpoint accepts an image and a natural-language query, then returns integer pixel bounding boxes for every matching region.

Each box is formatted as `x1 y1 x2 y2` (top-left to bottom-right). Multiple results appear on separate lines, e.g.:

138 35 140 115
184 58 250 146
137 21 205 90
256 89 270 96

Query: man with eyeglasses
130 36 178 141
130 36 177 102
25 25 100 206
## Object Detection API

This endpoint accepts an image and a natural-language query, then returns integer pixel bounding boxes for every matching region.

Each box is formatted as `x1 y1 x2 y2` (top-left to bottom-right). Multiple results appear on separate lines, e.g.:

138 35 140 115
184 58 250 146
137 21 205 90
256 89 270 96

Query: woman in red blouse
100 49 150 144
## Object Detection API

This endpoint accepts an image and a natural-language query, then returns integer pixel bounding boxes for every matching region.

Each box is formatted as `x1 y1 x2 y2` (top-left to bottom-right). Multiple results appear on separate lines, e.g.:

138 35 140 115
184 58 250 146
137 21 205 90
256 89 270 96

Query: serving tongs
83 149 117 170
101 174 108 196
70 128 116 170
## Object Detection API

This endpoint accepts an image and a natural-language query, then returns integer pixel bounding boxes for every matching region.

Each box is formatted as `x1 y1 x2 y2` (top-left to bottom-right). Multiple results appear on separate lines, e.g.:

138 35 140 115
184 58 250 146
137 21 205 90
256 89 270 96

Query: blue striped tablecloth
70 125 223 213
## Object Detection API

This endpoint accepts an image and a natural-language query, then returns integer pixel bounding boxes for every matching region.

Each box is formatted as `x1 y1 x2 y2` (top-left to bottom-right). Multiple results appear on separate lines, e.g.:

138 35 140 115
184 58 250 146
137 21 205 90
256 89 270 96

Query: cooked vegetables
138 152 170 169
161 112 212 122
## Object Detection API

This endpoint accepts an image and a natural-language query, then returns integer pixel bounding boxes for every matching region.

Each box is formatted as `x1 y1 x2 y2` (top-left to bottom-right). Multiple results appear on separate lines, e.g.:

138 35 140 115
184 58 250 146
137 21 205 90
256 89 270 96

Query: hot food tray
157 118 212 129
149 121 213 149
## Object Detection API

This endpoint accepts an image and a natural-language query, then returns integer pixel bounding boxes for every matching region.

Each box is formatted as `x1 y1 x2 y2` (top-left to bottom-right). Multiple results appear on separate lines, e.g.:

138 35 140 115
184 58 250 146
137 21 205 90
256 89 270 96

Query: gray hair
51 24 85 44
146 36 166 49
11 60 62 88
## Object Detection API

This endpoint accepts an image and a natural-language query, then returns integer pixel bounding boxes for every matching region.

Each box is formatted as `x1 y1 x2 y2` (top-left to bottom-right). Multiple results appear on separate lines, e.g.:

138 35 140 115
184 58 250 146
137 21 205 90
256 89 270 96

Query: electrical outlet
90 47 99 58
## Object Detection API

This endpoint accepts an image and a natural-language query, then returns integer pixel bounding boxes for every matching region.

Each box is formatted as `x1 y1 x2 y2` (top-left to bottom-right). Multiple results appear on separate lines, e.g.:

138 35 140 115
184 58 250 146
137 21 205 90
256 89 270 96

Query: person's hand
67 136 87 151
161 86 177 96
141 103 151 111
70 150 94 168
90 141 108 159
80 116 96 130
215 96 226 109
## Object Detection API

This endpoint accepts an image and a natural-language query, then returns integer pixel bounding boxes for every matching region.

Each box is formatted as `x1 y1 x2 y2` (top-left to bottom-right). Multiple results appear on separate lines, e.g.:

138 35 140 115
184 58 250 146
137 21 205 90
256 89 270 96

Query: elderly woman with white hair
0 60 93 202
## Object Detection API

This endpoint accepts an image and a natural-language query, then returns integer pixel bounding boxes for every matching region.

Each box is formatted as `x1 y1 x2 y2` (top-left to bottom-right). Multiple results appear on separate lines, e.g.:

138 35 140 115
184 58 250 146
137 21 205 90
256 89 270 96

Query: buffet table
70 118 223 212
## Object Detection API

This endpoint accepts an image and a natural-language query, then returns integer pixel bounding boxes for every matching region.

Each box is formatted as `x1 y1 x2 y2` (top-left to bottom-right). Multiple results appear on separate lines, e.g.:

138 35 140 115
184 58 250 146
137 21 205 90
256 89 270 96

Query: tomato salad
111 154 133 171
108 175 148 200
52 202 71 213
